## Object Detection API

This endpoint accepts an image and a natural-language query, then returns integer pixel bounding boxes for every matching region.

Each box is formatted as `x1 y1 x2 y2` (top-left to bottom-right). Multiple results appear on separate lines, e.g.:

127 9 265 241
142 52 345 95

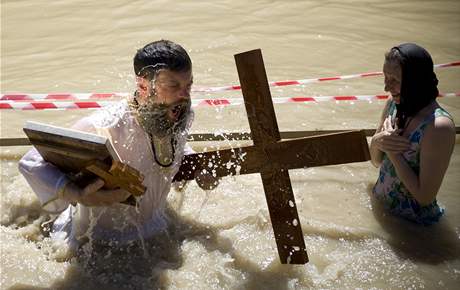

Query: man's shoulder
186 108 195 129
90 100 133 128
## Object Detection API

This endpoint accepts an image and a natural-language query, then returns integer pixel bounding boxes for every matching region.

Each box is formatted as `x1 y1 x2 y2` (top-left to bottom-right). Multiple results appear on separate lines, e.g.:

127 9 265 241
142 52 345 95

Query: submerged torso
373 100 452 225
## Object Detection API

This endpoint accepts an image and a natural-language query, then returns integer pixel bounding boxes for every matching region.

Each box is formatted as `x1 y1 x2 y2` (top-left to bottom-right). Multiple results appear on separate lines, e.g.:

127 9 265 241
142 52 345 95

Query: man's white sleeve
18 117 96 213
18 148 71 213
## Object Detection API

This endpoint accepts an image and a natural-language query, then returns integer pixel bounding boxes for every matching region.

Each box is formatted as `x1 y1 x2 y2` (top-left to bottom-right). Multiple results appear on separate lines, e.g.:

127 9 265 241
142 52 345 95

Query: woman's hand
372 116 410 155
61 178 132 207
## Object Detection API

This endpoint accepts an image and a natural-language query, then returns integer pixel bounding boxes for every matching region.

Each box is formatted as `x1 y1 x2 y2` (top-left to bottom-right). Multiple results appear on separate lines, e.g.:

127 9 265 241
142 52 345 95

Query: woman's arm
387 116 455 205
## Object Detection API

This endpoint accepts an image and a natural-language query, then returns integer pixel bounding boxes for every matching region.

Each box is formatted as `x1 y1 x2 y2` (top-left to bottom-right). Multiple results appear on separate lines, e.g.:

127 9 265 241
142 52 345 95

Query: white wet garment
18 99 194 246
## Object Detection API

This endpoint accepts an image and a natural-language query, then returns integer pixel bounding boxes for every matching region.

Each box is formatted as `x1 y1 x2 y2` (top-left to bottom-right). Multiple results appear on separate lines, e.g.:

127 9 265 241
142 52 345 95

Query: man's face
136 69 193 137
138 69 193 120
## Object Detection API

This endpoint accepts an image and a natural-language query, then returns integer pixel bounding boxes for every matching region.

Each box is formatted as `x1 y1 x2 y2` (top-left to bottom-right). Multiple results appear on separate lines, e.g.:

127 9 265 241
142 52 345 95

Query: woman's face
383 60 402 104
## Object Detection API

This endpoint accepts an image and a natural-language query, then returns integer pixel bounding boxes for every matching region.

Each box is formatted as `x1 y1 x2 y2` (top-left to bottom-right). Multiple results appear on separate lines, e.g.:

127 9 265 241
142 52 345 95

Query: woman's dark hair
133 40 192 80
385 43 439 129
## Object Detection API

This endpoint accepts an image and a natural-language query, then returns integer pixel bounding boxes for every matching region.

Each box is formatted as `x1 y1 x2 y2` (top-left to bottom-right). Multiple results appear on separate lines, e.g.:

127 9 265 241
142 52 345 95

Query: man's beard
135 98 191 138
133 98 191 167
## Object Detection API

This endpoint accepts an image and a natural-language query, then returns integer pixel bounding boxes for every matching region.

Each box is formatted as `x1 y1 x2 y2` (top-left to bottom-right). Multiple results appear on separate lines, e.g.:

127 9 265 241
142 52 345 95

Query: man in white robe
18 40 214 250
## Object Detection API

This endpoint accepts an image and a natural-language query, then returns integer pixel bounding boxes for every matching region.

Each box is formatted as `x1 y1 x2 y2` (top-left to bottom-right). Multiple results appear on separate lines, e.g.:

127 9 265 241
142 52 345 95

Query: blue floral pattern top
373 101 452 225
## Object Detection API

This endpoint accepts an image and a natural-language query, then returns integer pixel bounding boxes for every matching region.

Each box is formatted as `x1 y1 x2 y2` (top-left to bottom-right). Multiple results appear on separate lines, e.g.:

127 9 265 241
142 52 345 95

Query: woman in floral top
370 43 455 225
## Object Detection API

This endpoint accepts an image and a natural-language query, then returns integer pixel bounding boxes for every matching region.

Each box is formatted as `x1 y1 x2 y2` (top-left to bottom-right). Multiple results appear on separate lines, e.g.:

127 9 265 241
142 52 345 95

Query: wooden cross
173 49 370 264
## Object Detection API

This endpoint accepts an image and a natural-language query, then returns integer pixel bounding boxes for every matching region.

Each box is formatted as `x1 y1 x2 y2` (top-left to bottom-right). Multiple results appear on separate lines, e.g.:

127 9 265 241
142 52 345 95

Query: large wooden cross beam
174 49 370 264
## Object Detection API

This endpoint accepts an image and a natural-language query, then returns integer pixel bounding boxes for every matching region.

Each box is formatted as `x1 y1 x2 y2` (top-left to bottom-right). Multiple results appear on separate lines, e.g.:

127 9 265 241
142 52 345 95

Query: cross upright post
234 49 308 264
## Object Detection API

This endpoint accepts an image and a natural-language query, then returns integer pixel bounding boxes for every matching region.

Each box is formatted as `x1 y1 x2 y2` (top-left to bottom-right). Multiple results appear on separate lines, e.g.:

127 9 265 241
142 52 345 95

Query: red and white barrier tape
193 61 460 92
2 61 458 101
0 100 116 110
0 93 130 101
1 93 458 110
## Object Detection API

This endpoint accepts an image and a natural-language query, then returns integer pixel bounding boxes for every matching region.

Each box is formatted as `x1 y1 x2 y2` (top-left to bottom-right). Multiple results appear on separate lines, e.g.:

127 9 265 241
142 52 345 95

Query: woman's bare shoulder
424 114 455 144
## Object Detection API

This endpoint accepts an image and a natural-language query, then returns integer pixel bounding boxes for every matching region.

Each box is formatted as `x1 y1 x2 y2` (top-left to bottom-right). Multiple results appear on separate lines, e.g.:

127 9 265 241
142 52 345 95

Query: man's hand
372 116 411 155
195 169 220 191
61 178 132 207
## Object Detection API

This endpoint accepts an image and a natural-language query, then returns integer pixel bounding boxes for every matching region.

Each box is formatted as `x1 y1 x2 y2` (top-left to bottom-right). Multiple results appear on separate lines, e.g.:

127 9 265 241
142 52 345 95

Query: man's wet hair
134 40 192 80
